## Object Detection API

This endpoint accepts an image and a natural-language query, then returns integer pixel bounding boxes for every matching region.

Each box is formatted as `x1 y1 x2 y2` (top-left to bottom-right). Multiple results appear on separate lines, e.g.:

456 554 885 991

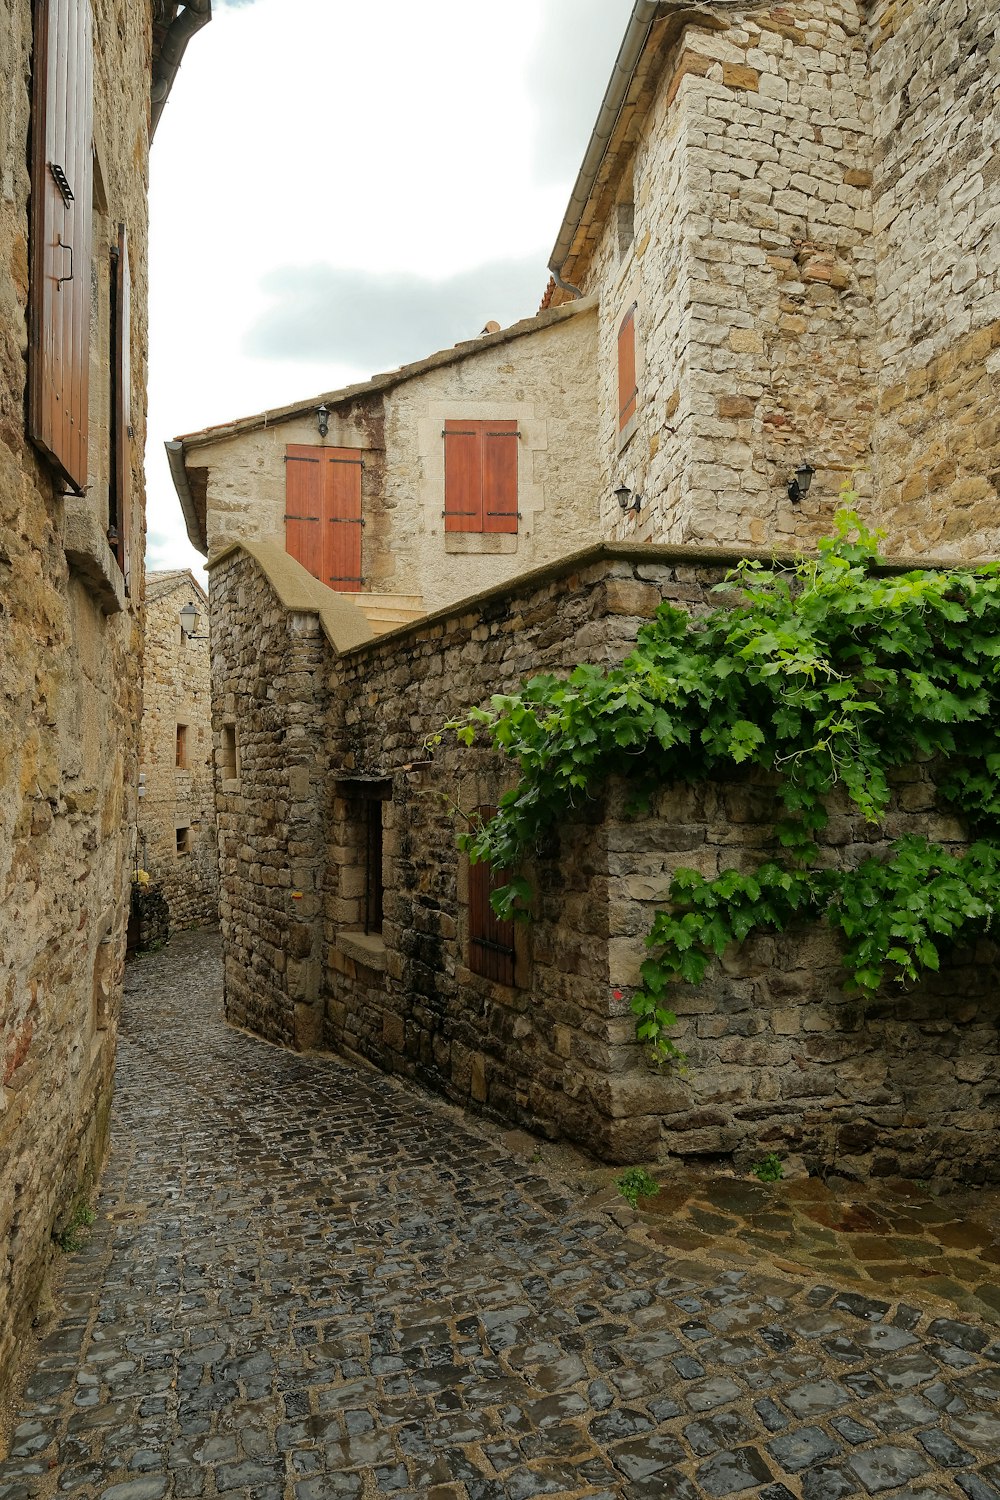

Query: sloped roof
146 568 208 606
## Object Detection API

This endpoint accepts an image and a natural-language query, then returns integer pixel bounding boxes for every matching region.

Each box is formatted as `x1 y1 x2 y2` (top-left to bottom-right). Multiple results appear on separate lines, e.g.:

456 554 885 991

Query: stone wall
868 0 1000 556
138 572 218 928
209 539 1000 1182
188 300 600 613
0 0 156 1401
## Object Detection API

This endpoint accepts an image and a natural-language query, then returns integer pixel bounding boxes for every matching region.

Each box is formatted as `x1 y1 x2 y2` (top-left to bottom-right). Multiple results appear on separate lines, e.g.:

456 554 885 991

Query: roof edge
206 539 374 654
165 439 208 556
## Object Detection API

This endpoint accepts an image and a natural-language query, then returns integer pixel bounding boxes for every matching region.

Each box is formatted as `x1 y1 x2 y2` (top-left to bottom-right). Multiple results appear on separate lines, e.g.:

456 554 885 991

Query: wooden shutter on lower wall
617 303 638 431
444 420 519 534
110 223 132 592
285 446 325 579
468 807 517 986
28 0 94 494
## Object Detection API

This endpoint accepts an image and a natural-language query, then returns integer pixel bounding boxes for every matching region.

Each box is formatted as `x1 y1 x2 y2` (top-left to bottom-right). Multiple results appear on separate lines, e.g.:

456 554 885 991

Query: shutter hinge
284 514 319 520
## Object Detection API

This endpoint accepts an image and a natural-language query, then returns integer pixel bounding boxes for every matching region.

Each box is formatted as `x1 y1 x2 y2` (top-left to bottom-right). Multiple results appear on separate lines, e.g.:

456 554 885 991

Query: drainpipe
151 0 212 138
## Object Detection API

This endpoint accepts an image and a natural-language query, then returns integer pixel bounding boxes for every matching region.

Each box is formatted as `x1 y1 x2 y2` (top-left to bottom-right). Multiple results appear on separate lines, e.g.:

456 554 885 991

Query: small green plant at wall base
751 1153 784 1183
616 1167 660 1208
447 502 1000 1062
54 1201 96 1253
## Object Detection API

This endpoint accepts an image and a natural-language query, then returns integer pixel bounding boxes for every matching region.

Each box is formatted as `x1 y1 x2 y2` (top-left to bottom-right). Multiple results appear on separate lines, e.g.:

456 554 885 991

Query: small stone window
176 826 192 856
617 199 635 261
468 806 517 986
176 723 188 768
334 779 391 937
220 722 238 782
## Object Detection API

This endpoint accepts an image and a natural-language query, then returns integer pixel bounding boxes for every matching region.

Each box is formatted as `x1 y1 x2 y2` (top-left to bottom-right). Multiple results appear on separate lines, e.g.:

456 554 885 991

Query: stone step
331 591 426 635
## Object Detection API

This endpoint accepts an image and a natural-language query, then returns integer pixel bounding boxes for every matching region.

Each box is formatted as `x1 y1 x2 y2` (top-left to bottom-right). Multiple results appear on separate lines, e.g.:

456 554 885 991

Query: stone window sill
336 930 387 971
617 412 639 454
64 500 126 614
445 533 518 555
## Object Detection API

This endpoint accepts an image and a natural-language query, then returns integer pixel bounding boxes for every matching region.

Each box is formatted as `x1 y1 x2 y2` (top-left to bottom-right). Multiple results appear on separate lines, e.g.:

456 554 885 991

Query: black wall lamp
787 461 815 504
317 404 330 438
615 482 642 515
180 601 209 640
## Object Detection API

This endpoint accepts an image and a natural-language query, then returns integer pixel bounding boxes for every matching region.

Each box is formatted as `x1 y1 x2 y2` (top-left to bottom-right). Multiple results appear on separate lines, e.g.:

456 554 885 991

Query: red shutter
443 422 482 532
285 445 364 589
110 222 132 592
468 807 516 986
324 450 363 591
285 446 324 579
618 304 637 431
29 0 94 494
483 422 518 534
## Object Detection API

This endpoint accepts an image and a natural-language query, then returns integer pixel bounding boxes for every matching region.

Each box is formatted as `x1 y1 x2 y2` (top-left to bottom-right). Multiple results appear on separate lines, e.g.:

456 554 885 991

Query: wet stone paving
3 933 1000 1500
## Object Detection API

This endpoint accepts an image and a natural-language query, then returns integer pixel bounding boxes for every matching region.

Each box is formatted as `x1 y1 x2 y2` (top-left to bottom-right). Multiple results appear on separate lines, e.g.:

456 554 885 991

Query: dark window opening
176 827 191 856
176 723 188 768
468 806 516 986
221 723 237 781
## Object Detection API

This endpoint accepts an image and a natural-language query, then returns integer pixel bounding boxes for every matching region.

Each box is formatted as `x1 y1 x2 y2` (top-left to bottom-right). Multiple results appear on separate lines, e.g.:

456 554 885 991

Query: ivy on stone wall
447 506 1000 1060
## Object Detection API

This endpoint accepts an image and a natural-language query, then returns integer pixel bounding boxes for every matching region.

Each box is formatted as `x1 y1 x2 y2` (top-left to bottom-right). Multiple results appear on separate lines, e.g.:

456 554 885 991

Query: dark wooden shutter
285 445 324 578
110 222 132 590
445 420 518 534
443 421 482 532
618 303 637 431
468 807 516 986
324 449 363 591
483 422 518 534
29 0 94 493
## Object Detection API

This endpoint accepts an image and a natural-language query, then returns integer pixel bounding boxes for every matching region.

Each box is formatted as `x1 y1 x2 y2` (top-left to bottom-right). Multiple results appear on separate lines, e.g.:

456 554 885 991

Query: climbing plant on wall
446 507 1000 1060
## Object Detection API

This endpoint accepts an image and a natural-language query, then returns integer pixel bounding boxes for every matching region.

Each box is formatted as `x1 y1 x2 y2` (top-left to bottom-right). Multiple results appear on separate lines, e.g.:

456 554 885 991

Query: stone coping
207 540 373 654
338 538 1000 661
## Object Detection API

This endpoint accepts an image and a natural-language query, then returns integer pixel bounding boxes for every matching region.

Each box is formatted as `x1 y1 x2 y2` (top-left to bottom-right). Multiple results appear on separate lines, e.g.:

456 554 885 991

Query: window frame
443 420 519 535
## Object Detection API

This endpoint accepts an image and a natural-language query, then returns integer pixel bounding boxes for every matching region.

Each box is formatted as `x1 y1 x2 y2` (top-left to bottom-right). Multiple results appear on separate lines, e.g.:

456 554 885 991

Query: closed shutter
443 422 482 532
618 303 637 431
483 422 518 534
325 450 363 591
29 0 94 494
285 444 363 589
285 446 324 579
468 808 516 986
444 420 519 534
110 222 132 592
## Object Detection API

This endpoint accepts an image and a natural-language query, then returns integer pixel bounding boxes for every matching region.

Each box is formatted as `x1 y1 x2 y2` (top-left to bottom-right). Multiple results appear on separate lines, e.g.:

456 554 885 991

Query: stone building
0 0 207 1400
181 3 1000 1178
138 571 217 929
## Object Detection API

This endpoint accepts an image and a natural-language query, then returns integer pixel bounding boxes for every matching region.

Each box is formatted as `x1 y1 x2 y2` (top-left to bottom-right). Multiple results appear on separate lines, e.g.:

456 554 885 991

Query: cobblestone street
2 931 1000 1500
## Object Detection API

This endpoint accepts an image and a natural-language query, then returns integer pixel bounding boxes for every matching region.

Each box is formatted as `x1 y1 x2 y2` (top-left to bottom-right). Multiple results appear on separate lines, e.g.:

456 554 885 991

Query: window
175 724 188 769
334 779 391 937
28 0 94 493
443 420 518 534
285 444 363 591
175 827 191 856
618 304 638 434
468 807 517 986
617 200 635 260
220 723 238 782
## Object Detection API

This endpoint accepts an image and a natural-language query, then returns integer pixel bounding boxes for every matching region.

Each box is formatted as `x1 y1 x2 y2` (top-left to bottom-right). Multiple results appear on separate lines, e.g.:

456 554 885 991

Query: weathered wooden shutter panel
111 222 132 592
483 422 518 534
324 449 363 591
284 445 325 580
443 421 482 532
29 0 94 493
618 303 637 431
468 807 516 986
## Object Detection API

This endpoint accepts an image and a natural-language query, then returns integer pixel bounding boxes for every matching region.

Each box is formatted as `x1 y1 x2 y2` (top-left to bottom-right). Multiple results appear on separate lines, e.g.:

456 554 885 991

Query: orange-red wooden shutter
28 0 94 494
483 422 518 534
285 445 364 590
110 223 132 592
468 808 516 986
444 420 518 534
618 303 637 431
285 446 325 579
324 450 363 591
443 422 482 532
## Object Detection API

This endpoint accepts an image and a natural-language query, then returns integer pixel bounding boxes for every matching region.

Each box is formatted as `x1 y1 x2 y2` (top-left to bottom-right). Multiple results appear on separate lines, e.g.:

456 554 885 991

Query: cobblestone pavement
2 931 1000 1500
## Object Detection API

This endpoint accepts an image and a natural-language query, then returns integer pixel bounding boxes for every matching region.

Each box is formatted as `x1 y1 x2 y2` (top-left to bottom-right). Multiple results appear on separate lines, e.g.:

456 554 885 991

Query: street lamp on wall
317 404 330 438
787 461 816 504
615 482 642 515
179 602 208 640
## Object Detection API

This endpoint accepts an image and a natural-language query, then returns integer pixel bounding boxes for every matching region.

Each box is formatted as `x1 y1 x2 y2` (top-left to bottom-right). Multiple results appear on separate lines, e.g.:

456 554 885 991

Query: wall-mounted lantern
615 482 642 515
787 461 816 504
317 404 330 438
180 601 208 640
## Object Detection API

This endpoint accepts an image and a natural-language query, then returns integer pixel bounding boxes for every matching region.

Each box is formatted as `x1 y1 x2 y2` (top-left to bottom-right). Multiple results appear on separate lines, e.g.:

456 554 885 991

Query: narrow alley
1 932 999 1500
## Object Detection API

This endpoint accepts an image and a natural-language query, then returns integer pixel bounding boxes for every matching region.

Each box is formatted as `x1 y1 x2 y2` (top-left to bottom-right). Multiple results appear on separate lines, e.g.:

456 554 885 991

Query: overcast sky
145 0 634 580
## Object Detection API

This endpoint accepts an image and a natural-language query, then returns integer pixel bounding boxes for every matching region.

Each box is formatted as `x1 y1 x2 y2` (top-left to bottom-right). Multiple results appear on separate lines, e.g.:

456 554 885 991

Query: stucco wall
138 574 218 928
192 304 600 614
0 0 153 1400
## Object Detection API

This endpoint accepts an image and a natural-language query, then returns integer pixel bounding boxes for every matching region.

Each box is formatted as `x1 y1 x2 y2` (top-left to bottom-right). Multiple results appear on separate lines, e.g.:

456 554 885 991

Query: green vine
445 505 1000 1060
